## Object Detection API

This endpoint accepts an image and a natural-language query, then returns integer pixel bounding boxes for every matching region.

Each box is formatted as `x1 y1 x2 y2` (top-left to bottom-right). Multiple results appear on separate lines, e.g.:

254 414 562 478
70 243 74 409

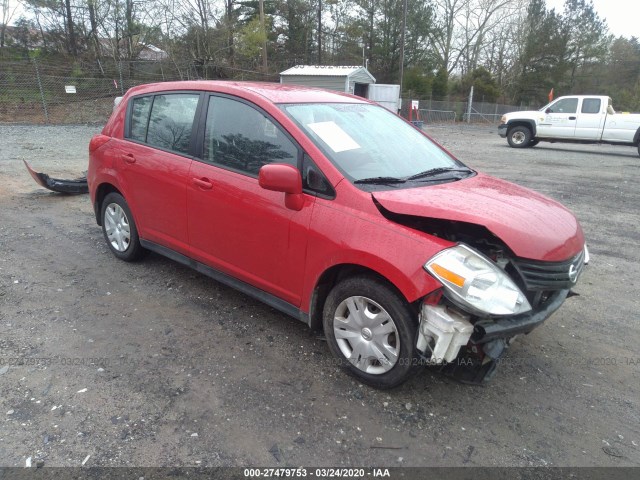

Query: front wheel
323 276 418 389
507 126 532 148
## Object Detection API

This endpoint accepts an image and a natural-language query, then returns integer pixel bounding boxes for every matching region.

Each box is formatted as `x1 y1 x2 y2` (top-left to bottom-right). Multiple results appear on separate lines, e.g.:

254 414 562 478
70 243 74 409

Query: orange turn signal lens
430 263 466 288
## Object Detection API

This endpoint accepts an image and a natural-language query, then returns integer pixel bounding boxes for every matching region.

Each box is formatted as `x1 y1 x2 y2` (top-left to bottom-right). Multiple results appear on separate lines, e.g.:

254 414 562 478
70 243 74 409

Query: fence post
117 61 125 95
467 86 474 123
32 57 49 123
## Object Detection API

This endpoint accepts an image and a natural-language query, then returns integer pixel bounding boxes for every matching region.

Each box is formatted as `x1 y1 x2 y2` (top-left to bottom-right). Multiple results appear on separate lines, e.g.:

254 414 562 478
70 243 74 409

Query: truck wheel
507 126 532 148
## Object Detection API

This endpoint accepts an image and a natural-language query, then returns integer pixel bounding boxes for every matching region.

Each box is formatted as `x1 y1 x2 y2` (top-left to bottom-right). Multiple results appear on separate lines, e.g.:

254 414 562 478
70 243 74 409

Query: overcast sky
545 0 637 39
5 0 637 39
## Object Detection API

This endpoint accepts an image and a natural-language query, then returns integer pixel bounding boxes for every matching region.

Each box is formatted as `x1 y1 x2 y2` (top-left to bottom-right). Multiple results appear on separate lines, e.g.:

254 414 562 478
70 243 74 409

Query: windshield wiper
405 167 472 181
354 176 407 185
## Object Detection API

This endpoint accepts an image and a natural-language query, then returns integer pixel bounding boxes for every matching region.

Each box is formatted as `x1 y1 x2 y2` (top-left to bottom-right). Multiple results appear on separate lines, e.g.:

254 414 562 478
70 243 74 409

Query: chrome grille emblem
568 263 579 283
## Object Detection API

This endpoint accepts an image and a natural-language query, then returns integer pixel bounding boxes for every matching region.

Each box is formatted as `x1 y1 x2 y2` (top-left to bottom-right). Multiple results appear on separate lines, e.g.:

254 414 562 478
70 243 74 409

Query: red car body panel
372 173 584 262
187 161 315 306
89 80 586 321
298 182 450 312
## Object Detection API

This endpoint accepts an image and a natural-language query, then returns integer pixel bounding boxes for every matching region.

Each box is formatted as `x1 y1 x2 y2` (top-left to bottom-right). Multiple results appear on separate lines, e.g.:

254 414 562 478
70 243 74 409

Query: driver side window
203 96 298 176
548 98 578 114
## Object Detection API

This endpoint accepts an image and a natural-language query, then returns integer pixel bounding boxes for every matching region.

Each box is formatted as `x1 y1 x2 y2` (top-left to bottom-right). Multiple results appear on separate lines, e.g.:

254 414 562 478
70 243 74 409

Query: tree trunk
87 0 100 58
64 0 77 56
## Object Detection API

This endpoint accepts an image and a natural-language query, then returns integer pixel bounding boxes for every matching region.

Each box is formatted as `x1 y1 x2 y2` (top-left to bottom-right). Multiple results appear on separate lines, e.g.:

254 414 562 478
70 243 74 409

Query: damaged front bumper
416 289 570 383
471 289 569 343
23 160 89 194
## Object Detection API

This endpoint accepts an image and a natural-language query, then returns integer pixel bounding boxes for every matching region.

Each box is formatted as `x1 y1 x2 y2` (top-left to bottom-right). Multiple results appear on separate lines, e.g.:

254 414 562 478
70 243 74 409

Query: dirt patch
0 98 112 124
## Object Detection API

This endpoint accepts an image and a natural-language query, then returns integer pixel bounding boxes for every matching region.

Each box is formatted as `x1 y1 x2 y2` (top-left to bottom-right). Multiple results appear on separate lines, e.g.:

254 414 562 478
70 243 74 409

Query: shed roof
280 65 375 82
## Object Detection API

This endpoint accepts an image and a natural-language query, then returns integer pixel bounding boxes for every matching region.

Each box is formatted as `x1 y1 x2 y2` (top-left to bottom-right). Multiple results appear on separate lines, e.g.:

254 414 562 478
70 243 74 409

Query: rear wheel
323 275 418 389
101 192 146 262
507 126 532 148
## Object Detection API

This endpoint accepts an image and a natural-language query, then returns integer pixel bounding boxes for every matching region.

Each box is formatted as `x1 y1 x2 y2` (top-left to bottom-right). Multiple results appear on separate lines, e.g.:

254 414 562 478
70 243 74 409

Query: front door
187 95 314 306
536 97 579 138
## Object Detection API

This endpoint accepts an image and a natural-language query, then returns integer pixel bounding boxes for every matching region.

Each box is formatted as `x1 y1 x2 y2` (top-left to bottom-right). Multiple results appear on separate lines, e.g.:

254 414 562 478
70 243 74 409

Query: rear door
186 94 315 306
116 92 202 255
536 97 579 138
574 97 605 140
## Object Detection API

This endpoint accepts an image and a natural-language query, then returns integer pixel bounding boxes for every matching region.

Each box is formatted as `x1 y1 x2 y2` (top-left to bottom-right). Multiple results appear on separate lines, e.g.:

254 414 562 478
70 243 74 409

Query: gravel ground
0 123 639 468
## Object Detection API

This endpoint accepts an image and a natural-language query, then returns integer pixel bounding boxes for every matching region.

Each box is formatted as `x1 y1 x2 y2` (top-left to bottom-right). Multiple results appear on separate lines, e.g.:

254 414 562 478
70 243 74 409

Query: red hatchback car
88 81 588 388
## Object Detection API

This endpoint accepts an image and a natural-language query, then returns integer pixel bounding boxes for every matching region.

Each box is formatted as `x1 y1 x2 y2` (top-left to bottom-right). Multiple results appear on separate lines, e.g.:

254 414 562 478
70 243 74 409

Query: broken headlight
424 244 531 316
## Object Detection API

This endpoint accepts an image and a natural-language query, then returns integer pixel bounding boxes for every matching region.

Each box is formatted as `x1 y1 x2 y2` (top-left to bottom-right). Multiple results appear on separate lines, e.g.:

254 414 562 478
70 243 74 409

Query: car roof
124 80 370 105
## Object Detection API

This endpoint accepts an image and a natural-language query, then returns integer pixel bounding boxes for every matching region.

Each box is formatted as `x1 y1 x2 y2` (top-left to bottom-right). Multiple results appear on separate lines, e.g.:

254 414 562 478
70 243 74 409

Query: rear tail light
89 134 111 153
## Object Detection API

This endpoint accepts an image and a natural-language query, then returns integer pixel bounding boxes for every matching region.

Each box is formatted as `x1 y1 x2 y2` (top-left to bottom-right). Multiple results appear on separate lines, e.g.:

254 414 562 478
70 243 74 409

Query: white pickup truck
498 95 640 157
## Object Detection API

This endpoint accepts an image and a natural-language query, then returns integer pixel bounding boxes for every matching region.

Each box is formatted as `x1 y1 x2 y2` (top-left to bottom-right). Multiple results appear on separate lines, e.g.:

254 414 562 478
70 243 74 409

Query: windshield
282 103 471 186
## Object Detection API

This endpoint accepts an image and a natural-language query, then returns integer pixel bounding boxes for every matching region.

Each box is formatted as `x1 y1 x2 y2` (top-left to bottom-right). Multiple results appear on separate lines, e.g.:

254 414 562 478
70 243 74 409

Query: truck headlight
500 115 507 124
425 244 531 316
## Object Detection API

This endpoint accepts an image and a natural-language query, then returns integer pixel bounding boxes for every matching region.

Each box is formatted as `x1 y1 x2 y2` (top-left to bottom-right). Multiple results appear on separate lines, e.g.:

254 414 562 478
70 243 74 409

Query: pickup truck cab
498 95 640 157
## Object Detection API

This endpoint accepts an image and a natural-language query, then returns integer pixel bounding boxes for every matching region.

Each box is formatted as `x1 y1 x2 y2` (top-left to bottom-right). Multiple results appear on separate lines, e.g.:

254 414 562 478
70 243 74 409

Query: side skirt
140 240 310 326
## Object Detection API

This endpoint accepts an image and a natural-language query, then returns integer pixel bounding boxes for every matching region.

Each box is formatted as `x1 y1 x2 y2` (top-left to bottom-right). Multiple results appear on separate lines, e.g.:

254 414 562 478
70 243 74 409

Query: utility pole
259 0 268 73
399 0 407 92
317 0 322 64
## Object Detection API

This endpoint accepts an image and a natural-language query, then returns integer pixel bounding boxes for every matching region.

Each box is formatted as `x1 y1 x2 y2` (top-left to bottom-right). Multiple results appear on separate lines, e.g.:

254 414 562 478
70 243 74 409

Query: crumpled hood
373 173 584 262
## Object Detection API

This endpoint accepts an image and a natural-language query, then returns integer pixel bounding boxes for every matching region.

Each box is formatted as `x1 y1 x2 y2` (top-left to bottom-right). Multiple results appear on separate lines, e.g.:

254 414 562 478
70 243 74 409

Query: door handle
568 116 576 120
121 153 136 164
192 177 213 190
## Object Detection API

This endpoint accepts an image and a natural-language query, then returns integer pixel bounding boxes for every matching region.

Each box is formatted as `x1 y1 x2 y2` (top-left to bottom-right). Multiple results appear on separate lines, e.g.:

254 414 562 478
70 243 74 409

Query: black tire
507 126 532 148
529 139 539 147
637 143 640 158
323 275 418 389
100 192 147 262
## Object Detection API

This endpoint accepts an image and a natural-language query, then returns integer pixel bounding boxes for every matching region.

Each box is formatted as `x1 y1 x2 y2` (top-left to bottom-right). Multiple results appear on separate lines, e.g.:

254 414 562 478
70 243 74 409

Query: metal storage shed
279 65 376 97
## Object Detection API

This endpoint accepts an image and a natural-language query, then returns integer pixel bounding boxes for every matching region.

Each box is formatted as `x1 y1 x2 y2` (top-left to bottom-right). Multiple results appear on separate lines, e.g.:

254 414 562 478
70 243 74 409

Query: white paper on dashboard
307 121 361 153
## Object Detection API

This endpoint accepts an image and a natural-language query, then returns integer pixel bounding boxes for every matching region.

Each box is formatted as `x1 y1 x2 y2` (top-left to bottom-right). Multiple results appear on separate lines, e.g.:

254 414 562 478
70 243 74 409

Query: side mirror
545 108 551 114
258 164 304 211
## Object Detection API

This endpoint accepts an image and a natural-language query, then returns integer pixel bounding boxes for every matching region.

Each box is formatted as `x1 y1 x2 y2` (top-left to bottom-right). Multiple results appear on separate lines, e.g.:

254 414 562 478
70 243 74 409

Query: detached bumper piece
23 160 89 194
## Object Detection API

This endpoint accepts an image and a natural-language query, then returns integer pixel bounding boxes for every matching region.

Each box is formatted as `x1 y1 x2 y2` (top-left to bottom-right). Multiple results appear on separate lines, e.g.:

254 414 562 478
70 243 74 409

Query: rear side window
581 98 601 114
126 93 200 155
203 96 298 175
130 96 152 142
146 94 200 154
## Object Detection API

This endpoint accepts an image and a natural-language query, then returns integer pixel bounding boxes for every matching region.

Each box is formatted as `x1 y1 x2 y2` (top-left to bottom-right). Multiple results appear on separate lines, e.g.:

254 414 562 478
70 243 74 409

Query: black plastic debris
24 160 88 194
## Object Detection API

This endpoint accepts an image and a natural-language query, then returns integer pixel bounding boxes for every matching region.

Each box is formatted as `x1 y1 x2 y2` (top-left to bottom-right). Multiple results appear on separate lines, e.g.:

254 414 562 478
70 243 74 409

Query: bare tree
1 0 19 47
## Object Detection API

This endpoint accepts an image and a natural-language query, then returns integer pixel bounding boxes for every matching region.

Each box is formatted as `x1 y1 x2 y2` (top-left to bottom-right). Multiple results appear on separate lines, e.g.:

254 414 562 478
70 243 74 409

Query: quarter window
581 98 601 114
203 96 298 175
146 94 199 155
130 96 152 142
302 154 334 197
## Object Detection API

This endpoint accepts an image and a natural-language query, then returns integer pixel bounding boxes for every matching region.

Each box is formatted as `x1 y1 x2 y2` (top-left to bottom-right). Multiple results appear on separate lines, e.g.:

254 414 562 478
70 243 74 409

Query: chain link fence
1 58 537 125
0 57 278 124
401 97 537 125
